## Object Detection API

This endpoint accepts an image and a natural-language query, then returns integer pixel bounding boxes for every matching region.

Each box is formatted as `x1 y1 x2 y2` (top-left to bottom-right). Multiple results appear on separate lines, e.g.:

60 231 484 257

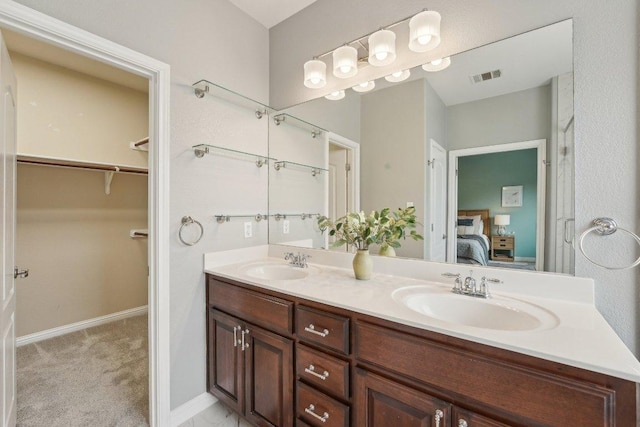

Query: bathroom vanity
204 248 640 427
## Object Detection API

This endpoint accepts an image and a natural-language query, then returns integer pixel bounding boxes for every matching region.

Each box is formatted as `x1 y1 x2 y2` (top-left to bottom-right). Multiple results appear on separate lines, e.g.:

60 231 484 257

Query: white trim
328 132 360 213
17 306 148 347
170 393 218 427
0 2 171 426
447 139 546 271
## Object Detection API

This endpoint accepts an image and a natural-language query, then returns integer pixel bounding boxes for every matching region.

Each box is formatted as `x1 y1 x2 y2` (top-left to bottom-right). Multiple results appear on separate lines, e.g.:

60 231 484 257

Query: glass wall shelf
273 160 328 176
272 113 327 138
193 144 275 167
193 79 274 119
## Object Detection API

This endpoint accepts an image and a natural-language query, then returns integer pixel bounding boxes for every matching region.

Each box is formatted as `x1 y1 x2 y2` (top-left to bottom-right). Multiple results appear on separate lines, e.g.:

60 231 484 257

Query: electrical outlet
244 222 252 238
283 220 290 234
406 201 414 208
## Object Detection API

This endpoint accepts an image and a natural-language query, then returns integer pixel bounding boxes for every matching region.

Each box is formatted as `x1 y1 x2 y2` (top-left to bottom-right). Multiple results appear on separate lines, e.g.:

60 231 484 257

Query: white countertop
204 245 640 383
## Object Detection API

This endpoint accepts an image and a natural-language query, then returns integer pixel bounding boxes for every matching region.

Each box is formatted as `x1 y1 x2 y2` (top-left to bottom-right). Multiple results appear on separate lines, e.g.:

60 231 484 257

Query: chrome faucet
284 251 311 268
441 272 502 299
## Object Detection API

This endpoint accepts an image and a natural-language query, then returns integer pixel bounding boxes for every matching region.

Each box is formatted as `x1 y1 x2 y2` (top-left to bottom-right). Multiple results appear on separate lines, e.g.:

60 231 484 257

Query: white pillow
458 215 482 235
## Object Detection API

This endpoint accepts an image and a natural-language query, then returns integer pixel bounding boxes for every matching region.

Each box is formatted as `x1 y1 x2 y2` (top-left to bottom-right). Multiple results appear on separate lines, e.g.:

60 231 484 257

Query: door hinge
431 224 434 232
345 163 351 172
455 169 458 176
427 158 435 169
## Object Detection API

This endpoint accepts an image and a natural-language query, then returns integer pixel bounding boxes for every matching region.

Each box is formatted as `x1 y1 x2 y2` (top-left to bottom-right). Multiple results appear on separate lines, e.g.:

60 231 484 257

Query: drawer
297 381 349 427
296 306 349 354
296 344 349 399
208 278 293 335
296 421 313 427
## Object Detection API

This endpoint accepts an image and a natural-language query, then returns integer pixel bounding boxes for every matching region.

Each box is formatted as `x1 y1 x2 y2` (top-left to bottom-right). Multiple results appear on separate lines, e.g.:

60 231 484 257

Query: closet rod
133 137 149 147
17 155 148 175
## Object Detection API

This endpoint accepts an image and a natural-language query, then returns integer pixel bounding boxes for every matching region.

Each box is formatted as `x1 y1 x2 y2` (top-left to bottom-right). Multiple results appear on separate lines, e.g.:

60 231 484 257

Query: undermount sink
241 262 318 281
392 286 559 331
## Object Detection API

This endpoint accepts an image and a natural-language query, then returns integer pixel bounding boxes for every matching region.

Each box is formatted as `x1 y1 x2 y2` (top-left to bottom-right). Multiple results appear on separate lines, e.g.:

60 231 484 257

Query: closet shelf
193 144 275 167
272 113 327 138
17 155 148 175
273 160 327 176
192 79 273 119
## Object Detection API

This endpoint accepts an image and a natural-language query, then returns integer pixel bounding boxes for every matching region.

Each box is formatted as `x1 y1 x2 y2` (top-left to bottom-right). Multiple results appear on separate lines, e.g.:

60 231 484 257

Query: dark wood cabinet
207 274 638 427
208 305 293 427
354 368 450 427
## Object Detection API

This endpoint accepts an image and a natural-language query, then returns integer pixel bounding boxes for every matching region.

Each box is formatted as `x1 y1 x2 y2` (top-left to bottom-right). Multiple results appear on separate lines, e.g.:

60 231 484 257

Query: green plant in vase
376 206 424 257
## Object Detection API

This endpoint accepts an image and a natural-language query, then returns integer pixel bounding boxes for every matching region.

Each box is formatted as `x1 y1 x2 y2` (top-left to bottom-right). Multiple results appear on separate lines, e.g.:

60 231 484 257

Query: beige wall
12 53 149 336
12 52 149 168
16 164 148 336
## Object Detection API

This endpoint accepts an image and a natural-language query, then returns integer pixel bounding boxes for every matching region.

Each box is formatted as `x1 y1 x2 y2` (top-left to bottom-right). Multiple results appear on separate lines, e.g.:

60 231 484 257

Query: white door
0 32 17 427
429 140 447 262
328 144 349 250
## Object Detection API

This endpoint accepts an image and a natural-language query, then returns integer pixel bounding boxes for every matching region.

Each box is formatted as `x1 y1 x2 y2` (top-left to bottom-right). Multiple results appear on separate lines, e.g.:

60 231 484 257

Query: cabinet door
244 323 294 427
355 368 450 427
453 406 511 427
209 309 244 413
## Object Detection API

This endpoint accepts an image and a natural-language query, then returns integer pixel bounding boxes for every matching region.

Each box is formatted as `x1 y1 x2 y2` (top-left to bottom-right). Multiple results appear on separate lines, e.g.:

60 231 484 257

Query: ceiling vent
470 69 502 84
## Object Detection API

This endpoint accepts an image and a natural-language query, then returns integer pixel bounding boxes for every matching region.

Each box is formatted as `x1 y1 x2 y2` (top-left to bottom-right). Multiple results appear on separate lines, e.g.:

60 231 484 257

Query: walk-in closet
4 29 151 425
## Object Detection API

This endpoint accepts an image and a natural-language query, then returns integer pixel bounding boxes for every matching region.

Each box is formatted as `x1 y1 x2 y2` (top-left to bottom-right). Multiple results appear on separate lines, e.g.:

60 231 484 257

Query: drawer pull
304 364 329 381
304 324 329 337
233 325 239 347
305 404 329 423
434 409 444 427
458 419 468 427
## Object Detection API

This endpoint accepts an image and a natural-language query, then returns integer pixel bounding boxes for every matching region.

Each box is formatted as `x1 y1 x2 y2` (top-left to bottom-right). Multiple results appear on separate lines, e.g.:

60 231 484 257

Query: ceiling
228 0 318 29
3 29 149 93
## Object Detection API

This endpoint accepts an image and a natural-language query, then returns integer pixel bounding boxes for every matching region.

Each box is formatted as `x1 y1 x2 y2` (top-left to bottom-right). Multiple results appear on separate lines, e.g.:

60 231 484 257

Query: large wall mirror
268 19 574 275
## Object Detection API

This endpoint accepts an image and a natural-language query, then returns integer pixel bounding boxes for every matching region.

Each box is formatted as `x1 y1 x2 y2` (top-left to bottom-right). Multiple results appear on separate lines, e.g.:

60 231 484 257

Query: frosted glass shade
368 29 396 66
325 90 345 100
385 69 410 83
333 46 358 78
352 81 375 93
494 215 511 226
303 59 327 89
409 10 441 52
422 57 451 72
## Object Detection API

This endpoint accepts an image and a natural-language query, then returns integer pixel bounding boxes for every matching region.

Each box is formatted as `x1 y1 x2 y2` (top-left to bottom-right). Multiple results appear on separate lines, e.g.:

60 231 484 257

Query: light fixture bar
313 9 429 60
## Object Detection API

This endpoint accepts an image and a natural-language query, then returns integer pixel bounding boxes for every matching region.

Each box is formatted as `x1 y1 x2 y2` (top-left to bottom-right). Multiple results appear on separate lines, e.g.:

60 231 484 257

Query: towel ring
578 217 640 270
179 216 203 246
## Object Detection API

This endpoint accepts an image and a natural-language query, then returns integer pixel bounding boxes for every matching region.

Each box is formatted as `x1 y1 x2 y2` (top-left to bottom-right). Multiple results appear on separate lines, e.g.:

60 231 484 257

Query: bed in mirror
268 19 574 275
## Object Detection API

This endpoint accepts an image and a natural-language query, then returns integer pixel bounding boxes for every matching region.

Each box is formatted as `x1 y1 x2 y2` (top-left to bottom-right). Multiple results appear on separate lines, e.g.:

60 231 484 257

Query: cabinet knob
305 404 329 423
434 409 444 427
304 324 329 337
458 419 468 427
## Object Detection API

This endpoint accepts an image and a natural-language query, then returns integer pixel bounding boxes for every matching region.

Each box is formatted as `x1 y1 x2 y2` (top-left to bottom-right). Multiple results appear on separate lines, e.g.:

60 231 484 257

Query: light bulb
340 65 351 74
375 51 388 61
431 58 443 66
418 35 432 45
310 78 320 85
392 71 403 77
359 82 368 88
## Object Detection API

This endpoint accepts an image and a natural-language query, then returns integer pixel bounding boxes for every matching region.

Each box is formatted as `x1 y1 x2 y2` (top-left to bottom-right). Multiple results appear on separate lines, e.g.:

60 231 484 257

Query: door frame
447 139 546 271
327 132 359 214
0 3 171 426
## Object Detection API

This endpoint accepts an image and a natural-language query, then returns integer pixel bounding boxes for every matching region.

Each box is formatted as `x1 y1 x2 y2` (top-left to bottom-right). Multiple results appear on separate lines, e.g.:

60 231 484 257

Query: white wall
270 0 640 355
11 0 270 409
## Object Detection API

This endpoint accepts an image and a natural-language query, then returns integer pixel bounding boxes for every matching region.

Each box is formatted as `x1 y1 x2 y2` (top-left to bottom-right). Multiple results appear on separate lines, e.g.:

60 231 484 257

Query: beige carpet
17 315 149 427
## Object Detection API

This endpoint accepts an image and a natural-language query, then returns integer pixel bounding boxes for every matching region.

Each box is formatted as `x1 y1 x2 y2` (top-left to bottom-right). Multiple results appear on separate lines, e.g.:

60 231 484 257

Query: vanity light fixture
408 10 441 52
302 9 443 89
325 90 346 100
422 56 451 72
352 81 375 93
303 59 327 89
368 29 396 66
333 45 358 78
385 69 411 83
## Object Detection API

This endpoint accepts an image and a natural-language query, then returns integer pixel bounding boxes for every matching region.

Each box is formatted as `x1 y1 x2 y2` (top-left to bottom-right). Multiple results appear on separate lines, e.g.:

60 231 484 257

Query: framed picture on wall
502 185 523 207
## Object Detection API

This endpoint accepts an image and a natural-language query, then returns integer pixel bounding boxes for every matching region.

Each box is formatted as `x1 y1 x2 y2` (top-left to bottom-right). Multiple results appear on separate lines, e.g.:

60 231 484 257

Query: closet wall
12 52 149 337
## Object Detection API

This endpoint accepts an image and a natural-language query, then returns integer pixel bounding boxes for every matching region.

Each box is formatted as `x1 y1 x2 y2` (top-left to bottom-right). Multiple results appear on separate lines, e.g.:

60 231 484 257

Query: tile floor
179 402 253 427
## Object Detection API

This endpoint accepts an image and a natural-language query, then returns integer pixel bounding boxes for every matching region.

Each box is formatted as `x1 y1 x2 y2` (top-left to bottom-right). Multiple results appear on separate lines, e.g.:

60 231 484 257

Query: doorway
447 139 546 271
0 3 170 426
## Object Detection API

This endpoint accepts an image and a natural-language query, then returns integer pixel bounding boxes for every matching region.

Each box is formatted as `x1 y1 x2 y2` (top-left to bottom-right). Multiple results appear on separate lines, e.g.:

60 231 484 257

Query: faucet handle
480 277 502 298
441 272 460 278
284 252 294 260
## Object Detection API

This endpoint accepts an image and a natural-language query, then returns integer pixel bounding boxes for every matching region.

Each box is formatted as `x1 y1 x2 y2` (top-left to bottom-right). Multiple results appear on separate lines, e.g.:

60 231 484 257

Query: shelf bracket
104 168 119 195
194 84 209 98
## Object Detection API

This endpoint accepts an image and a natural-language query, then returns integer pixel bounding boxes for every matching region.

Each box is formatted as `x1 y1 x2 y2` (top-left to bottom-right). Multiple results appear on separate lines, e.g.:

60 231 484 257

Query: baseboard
514 257 536 263
16 305 148 347
170 392 218 427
